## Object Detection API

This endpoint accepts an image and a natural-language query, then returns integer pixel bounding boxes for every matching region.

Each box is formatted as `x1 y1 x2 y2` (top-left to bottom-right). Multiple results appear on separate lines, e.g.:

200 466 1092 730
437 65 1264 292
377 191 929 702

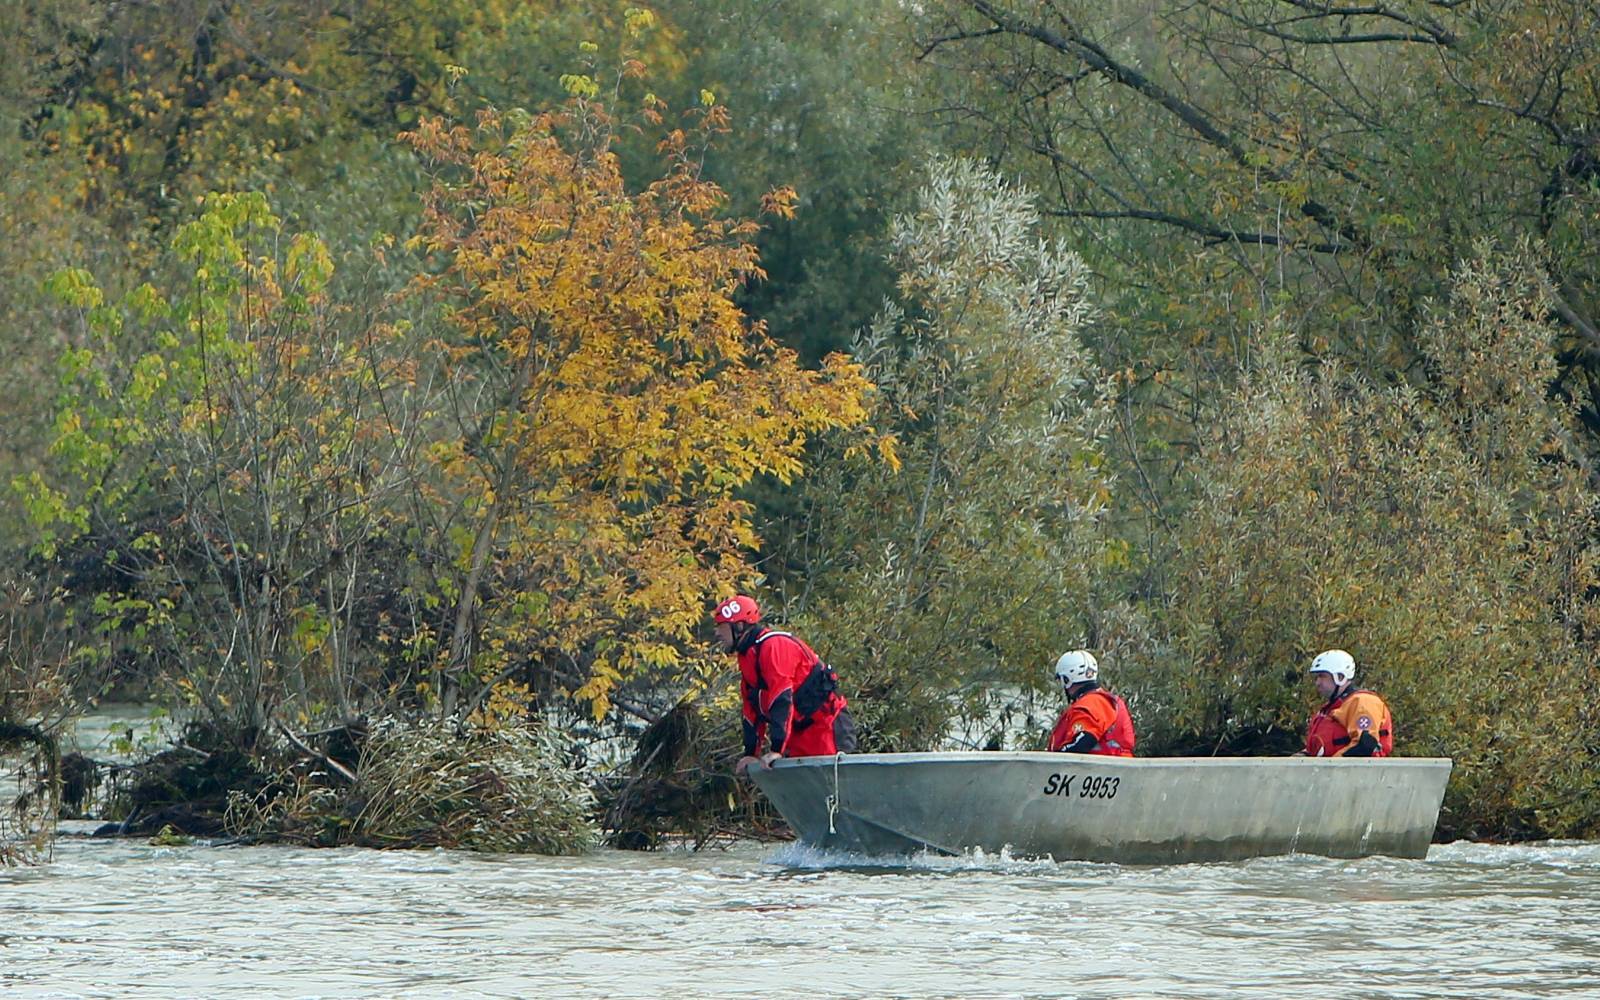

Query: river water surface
3 830 1598 999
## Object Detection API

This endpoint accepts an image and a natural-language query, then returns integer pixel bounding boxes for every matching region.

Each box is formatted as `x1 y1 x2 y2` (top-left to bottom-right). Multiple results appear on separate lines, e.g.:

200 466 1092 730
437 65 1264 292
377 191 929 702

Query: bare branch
1045 207 1348 253
964 0 1366 250
275 718 357 784
1268 0 1458 44
918 25 1004 60
968 0 1251 164
1542 276 1600 353
1254 28 1447 46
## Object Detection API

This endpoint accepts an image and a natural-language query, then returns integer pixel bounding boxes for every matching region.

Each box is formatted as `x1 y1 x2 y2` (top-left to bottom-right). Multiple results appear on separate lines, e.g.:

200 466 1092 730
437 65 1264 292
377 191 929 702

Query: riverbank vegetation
4 1 1599 857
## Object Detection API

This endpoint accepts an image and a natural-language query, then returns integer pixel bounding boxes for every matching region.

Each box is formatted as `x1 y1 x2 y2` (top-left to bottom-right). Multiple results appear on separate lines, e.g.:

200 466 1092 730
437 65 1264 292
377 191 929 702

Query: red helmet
711 595 761 625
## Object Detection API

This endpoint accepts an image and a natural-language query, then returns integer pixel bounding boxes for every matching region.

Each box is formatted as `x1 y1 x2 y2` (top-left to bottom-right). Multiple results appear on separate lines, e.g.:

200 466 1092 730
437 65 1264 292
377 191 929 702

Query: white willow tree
784 158 1117 750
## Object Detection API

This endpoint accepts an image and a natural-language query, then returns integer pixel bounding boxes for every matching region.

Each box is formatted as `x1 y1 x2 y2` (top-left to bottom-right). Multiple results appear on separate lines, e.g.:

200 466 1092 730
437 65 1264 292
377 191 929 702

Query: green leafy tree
24 193 432 732
0 0 523 548
647 0 931 360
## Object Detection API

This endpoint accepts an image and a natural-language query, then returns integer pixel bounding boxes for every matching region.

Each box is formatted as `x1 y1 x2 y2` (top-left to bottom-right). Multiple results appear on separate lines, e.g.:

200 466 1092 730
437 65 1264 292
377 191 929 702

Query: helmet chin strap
732 620 761 653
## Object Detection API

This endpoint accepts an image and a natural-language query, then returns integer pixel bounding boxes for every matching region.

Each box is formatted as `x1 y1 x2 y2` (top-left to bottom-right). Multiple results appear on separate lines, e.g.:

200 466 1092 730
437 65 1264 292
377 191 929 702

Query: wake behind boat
750 751 1452 864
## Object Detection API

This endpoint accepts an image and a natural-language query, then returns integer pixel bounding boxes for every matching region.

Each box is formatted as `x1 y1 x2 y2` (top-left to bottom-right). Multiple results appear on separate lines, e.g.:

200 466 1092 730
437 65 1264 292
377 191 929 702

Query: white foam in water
1427 838 1600 870
764 839 1078 874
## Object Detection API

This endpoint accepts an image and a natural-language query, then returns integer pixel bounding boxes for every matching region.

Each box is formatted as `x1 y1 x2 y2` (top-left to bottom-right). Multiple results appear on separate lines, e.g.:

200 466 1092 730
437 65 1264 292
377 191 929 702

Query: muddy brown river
3 830 1597 998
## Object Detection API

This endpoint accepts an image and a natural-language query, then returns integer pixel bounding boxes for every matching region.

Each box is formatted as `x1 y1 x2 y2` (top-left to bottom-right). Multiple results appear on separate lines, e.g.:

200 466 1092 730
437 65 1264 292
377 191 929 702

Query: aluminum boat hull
750 752 1452 863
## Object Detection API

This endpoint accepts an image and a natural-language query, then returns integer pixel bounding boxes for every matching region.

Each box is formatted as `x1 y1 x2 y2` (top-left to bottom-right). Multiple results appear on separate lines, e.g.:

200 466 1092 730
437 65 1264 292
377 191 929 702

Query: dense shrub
1130 244 1600 838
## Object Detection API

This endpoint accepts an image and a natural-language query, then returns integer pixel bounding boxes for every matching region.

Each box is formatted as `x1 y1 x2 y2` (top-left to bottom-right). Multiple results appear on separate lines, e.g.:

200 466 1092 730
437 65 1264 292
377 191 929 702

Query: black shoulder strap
749 630 795 689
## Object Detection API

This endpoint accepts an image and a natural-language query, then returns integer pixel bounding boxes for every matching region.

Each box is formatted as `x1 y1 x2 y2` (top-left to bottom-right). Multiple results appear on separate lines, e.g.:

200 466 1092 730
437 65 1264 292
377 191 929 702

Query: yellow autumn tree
403 93 874 721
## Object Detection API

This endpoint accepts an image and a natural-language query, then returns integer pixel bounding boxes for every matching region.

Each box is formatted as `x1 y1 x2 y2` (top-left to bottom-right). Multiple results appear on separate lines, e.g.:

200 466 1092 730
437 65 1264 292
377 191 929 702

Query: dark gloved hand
1344 731 1381 757
1059 731 1100 754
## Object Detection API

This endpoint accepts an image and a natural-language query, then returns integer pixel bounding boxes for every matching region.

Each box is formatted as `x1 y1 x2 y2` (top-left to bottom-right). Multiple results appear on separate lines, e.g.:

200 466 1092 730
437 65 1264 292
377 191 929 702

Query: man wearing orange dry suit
1302 649 1394 757
1047 650 1136 756
712 595 857 775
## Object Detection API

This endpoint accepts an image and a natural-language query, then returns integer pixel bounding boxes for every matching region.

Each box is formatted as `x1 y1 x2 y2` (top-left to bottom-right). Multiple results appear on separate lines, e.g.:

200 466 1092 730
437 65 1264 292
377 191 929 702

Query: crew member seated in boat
712 594 858 775
1302 649 1393 757
1047 650 1135 756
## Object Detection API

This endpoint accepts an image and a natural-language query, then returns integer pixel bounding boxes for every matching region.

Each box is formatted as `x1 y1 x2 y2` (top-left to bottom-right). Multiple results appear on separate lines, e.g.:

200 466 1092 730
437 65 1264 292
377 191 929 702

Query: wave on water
763 839 1076 874
1425 838 1600 869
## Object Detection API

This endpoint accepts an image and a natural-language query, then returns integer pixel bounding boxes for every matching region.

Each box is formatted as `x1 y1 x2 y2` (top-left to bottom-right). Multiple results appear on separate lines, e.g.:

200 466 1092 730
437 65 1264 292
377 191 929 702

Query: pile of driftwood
229 718 601 853
595 701 788 851
1 721 59 865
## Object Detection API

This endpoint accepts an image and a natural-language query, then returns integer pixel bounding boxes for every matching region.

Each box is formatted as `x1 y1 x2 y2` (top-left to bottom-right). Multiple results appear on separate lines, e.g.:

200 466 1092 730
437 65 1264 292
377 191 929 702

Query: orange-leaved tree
402 92 876 722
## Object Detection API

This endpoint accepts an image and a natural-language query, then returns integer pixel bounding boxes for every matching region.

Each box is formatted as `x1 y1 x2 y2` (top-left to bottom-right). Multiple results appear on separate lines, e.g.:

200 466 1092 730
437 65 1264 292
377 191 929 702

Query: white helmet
1054 650 1099 686
1309 649 1356 686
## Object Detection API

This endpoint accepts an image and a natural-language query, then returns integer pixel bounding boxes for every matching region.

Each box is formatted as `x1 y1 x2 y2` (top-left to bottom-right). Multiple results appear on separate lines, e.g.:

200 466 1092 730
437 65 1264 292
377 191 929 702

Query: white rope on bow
825 751 843 834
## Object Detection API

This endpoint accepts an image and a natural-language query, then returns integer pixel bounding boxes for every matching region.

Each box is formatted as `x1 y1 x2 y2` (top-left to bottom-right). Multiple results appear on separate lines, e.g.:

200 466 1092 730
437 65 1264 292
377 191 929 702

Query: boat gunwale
767 751 1453 770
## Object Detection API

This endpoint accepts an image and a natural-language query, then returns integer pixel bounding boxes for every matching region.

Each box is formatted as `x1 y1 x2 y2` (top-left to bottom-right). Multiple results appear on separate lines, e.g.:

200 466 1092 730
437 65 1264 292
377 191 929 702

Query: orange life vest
1305 687 1393 757
1049 688 1136 756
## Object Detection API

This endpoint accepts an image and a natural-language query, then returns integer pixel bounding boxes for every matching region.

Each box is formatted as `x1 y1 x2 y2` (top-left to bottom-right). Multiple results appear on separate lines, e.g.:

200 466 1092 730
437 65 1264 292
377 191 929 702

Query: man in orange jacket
1302 649 1394 757
712 595 857 775
1047 650 1135 756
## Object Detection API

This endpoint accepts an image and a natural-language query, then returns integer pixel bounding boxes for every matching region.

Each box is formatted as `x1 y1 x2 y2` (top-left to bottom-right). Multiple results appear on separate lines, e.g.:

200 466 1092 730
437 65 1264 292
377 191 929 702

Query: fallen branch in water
273 719 357 784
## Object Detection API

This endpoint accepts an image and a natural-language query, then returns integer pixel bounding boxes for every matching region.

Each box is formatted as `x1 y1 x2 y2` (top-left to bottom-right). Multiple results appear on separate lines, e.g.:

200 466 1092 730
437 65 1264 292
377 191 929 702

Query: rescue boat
749 751 1452 863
